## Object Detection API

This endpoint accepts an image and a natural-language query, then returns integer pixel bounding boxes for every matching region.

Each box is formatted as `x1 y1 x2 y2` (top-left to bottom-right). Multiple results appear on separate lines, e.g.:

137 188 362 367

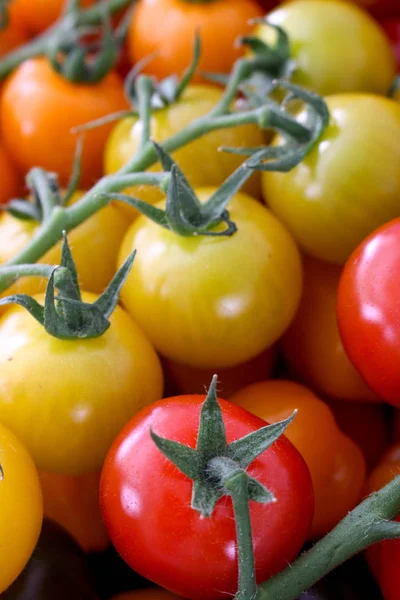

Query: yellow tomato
282 256 379 402
253 0 395 96
104 85 265 218
0 191 130 296
262 94 400 264
0 293 163 475
118 189 302 369
0 422 43 593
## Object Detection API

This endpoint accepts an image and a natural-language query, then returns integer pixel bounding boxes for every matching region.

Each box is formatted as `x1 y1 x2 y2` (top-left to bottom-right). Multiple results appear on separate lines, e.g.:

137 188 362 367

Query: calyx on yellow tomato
118 187 302 369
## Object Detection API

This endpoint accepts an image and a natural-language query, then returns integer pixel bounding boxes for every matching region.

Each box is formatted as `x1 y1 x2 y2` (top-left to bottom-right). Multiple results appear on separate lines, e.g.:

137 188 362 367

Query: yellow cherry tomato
253 0 395 96
104 85 265 218
282 256 379 402
262 94 400 264
118 189 302 369
0 422 43 593
0 191 130 296
0 293 163 475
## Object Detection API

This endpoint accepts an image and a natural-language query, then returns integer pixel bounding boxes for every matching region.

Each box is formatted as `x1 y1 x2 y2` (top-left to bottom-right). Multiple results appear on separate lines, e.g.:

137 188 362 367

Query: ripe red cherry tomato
337 218 400 407
381 19 400 69
101 394 314 600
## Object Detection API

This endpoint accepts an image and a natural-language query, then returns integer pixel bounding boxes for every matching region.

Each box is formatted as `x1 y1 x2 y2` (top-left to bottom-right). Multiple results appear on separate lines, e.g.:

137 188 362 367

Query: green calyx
47 1 131 84
151 375 295 517
0 233 136 340
0 0 10 30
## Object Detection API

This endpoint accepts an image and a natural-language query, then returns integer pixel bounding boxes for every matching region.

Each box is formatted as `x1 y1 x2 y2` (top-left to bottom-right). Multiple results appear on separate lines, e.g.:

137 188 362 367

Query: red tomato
338 218 400 407
100 394 314 600
352 0 400 18
381 19 400 69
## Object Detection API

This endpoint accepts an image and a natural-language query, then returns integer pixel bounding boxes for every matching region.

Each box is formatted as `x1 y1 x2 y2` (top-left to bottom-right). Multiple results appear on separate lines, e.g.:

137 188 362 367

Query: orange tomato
0 143 21 205
282 256 379 402
231 380 366 539
39 471 109 553
0 11 28 58
1 58 128 188
163 346 276 398
11 0 95 35
128 0 264 83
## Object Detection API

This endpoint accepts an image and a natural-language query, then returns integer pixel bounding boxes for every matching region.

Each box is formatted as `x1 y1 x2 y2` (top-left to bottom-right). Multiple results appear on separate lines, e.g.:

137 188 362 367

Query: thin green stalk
29 168 57 222
135 76 155 151
256 476 400 600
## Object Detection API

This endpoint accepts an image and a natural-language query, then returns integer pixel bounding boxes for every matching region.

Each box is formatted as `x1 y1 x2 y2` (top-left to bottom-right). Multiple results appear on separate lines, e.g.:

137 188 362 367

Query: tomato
128 0 264 84
39 471 109 553
11 0 95 35
337 218 400 407
366 444 400 600
1 58 128 189
104 85 265 219
262 94 400 265
0 422 43 593
231 380 366 539
0 191 130 296
0 142 21 206
100 393 314 599
253 0 395 96
118 189 302 369
0 292 163 475
327 400 388 470
111 590 183 600
381 19 400 69
163 346 276 398
282 257 379 402
3 519 99 600
0 11 28 58
350 0 400 19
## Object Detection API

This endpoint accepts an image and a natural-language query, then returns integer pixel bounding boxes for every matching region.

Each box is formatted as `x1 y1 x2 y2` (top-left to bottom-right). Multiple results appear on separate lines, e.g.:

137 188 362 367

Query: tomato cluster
0 0 400 599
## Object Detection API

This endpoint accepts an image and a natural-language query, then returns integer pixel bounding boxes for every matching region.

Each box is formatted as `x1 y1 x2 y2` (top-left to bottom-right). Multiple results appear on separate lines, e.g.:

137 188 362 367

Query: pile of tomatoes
1 0 400 599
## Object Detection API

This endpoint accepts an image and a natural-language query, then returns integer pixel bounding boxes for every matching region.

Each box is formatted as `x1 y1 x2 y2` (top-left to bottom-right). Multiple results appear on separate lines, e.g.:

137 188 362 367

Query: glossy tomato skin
231 380 366 539
338 218 400 407
39 471 109 553
1 58 127 188
11 0 95 34
104 85 265 217
0 143 22 206
0 293 163 475
128 0 264 84
100 394 314 600
253 0 395 96
282 257 379 402
0 191 130 296
262 94 400 264
118 190 302 369
0 422 43 594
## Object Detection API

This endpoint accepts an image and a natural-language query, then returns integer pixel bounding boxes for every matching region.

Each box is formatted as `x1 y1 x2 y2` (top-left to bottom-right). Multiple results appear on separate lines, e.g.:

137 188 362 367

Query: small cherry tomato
100 393 314 599
0 191 130 296
1 58 128 188
0 142 21 206
262 94 400 264
111 590 183 600
0 10 28 58
0 422 43 594
338 218 400 407
163 346 276 398
128 0 264 83
0 292 163 475
253 0 396 96
39 471 109 553
282 257 379 402
10 0 95 35
118 189 302 369
231 380 366 539
104 85 265 219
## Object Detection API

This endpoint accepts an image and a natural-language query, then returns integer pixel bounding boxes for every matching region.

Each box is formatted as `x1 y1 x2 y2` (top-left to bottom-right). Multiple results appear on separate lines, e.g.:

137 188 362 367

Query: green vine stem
0 0 131 80
255 475 400 600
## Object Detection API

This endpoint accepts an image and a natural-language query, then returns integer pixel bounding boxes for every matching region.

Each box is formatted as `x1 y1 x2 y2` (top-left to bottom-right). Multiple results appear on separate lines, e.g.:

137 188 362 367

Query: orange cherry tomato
231 380 366 539
0 11 28 58
163 346 276 398
327 400 389 471
128 0 264 83
282 256 379 402
1 58 128 188
11 0 95 35
39 471 109 553
0 143 21 205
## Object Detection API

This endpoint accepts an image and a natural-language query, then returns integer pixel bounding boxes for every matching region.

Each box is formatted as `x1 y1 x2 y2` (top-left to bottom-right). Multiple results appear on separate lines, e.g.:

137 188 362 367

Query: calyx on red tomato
100 377 314 600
